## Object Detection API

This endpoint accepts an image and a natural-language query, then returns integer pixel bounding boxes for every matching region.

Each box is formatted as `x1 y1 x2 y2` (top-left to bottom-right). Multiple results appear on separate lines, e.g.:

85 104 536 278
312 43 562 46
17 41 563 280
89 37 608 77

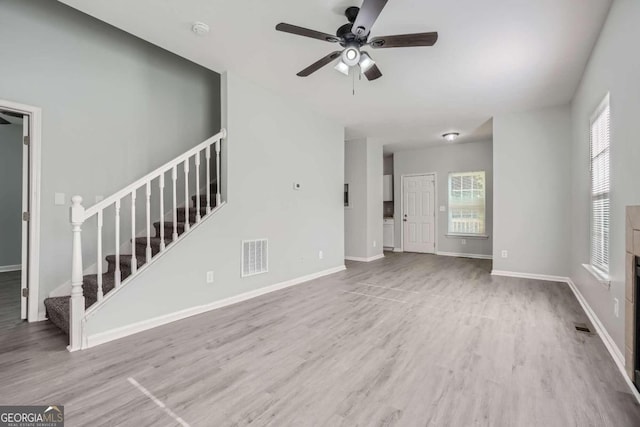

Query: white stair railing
67 129 226 351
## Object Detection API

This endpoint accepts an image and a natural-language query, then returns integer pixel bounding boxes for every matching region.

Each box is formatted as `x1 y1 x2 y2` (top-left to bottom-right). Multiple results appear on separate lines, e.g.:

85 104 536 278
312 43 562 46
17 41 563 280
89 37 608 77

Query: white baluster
195 152 201 222
69 196 85 351
172 166 178 241
96 210 103 301
184 158 190 232
205 145 211 214
159 174 165 251
115 200 121 287
215 137 221 206
131 190 137 274
146 182 152 263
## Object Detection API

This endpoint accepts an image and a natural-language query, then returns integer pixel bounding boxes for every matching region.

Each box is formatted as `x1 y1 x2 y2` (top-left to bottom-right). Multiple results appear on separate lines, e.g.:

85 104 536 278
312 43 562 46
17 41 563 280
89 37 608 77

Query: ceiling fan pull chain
353 70 356 96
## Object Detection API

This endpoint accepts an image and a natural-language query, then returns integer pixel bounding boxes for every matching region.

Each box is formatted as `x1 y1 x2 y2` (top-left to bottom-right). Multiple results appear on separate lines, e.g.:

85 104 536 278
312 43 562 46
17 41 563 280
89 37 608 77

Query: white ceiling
58 0 611 152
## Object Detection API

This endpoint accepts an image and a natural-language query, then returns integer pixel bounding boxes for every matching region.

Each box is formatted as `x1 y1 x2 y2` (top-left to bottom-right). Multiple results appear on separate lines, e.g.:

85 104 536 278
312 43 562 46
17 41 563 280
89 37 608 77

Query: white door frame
0 99 42 322
400 172 438 253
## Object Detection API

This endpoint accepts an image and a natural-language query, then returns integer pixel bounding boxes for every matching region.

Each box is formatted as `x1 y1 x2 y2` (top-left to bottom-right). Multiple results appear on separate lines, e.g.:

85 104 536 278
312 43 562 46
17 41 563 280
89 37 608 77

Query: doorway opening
0 100 41 323
401 173 437 254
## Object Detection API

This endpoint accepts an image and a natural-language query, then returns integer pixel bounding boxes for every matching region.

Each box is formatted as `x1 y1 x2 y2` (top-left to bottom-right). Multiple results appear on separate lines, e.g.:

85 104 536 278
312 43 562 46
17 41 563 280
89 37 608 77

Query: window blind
590 96 610 274
448 171 486 235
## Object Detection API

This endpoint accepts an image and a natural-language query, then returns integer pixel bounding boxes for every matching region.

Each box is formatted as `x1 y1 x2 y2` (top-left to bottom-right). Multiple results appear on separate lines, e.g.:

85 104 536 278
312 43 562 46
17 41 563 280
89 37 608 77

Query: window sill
582 264 611 289
445 234 489 240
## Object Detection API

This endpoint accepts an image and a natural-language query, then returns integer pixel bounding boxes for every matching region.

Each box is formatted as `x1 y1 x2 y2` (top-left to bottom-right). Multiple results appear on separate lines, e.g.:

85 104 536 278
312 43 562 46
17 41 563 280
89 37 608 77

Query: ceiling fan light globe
342 47 360 67
334 60 350 76
359 52 375 72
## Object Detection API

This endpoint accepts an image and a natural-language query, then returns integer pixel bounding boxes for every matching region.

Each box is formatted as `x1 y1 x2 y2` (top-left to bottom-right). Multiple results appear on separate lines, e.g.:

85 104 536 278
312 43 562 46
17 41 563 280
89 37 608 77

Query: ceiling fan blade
1 110 23 118
369 32 439 48
352 0 389 39
363 64 382 81
0 117 10 125
276 23 340 43
297 51 342 77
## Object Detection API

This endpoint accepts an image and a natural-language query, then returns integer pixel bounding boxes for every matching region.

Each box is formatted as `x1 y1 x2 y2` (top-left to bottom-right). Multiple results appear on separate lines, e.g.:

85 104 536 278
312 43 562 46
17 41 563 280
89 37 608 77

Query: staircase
43 130 226 350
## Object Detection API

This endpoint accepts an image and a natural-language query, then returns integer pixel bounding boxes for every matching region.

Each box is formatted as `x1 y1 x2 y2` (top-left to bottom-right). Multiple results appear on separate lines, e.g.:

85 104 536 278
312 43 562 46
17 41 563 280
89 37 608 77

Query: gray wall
85 71 344 336
493 105 572 276
570 0 640 352
344 138 383 260
0 0 221 315
344 139 368 258
393 140 493 257
0 123 23 267
383 155 394 175
366 142 383 259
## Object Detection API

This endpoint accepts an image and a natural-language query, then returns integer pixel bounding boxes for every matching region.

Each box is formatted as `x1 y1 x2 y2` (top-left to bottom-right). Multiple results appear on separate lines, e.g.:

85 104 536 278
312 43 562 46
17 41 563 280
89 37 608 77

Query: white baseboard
393 248 403 253
0 264 21 273
491 270 569 283
565 278 640 404
345 254 385 262
85 265 346 349
492 269 640 404
437 252 492 260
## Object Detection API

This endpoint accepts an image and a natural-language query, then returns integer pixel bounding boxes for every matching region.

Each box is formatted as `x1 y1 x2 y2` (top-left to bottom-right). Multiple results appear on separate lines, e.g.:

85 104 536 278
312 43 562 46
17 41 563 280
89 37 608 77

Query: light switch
54 193 66 206
439 206 446 212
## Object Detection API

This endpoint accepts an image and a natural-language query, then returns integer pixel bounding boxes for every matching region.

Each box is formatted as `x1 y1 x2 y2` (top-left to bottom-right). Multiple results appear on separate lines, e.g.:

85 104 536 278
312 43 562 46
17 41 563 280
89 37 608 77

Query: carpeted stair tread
82 273 118 303
44 271 119 336
176 207 208 222
105 254 147 274
153 221 187 238
133 236 173 257
191 194 217 207
44 296 72 335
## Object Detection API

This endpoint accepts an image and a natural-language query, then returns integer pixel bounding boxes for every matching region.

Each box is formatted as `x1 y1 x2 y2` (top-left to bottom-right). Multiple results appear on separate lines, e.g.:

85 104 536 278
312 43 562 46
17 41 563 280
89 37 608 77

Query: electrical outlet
439 206 446 212
461 239 467 245
614 298 619 318
319 250 324 260
206 271 214 284
501 250 508 258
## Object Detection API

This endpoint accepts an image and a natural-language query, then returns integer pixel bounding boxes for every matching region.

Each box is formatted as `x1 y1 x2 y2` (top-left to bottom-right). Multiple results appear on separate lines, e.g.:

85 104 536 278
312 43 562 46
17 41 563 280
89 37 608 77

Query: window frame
446 170 488 238
587 93 611 282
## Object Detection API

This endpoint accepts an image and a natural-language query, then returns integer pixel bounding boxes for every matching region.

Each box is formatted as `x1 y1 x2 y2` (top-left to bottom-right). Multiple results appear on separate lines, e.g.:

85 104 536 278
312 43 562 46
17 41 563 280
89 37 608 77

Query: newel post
69 196 85 351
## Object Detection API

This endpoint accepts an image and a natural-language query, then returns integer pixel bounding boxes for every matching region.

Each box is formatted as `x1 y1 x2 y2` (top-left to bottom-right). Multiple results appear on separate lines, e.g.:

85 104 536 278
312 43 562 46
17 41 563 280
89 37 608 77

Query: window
590 94 610 275
448 171 486 236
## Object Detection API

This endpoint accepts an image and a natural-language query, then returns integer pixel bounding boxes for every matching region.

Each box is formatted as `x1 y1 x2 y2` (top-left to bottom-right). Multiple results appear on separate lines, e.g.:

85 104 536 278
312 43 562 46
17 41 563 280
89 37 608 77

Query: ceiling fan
275 0 438 81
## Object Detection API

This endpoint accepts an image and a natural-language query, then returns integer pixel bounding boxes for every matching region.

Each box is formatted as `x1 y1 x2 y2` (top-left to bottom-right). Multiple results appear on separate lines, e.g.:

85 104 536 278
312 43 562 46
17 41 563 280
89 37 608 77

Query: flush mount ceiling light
442 132 460 142
191 22 210 36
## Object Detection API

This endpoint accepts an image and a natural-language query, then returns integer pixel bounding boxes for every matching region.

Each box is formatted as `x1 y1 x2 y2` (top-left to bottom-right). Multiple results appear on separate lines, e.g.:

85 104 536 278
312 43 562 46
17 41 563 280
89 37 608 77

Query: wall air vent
242 239 268 277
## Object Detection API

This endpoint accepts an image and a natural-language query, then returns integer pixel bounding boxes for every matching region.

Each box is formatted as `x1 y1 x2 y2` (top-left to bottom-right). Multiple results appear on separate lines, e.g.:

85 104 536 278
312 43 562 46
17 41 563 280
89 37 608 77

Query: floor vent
574 323 593 334
242 239 268 277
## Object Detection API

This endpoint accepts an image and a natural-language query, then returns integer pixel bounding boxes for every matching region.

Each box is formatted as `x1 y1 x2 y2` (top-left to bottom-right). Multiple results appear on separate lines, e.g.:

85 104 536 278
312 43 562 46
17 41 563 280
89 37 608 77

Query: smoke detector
192 22 210 36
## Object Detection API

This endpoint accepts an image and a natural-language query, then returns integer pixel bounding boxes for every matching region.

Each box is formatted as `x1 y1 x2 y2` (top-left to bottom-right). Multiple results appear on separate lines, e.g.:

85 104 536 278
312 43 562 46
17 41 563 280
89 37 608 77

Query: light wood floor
1 254 639 426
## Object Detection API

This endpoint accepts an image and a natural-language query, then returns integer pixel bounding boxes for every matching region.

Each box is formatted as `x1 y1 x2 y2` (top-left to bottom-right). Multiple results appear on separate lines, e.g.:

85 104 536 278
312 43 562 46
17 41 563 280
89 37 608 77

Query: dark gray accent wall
0 0 221 314
0 123 23 267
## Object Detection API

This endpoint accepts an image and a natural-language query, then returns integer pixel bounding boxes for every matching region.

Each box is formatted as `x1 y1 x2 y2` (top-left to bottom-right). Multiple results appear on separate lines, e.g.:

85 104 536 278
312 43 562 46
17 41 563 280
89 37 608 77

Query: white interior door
403 175 435 253
20 115 29 320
